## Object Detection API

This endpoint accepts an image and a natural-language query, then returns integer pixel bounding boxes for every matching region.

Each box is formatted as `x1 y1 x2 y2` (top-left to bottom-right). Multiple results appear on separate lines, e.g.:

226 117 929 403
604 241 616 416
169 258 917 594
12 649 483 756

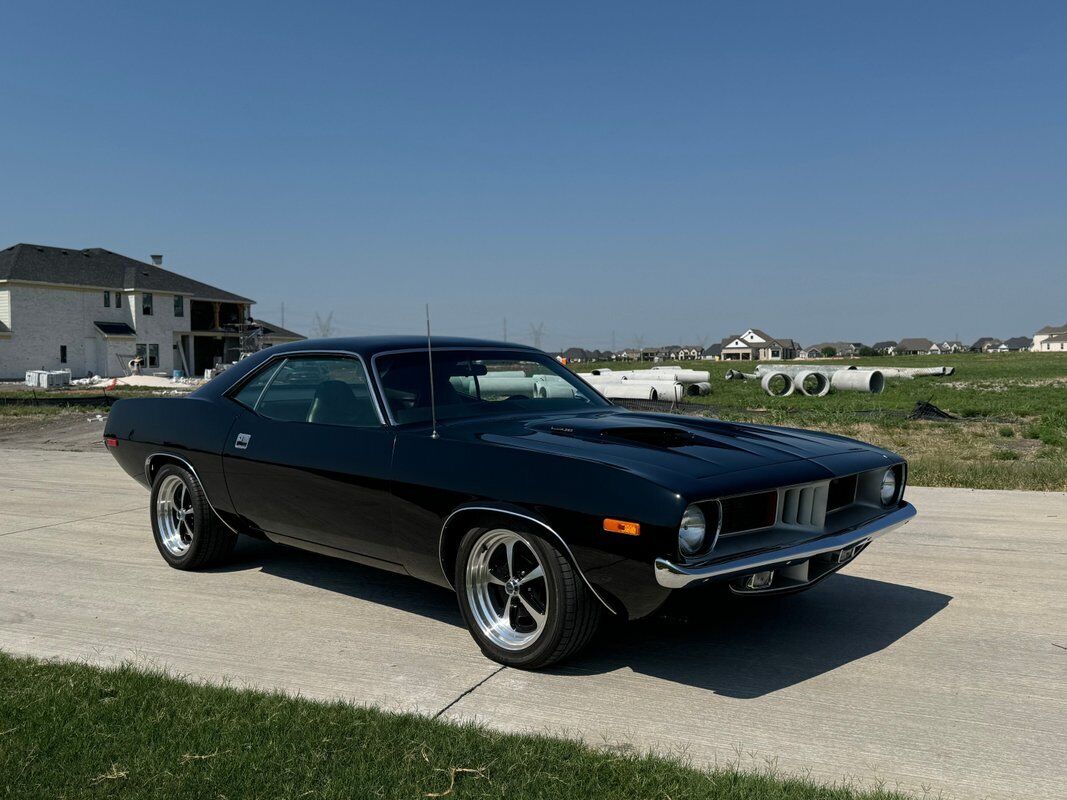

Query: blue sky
1 1 1064 349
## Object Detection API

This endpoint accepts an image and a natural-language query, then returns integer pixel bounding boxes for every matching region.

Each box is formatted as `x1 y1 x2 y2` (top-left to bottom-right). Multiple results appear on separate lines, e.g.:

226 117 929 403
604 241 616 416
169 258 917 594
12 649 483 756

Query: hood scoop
538 420 741 452
599 426 697 448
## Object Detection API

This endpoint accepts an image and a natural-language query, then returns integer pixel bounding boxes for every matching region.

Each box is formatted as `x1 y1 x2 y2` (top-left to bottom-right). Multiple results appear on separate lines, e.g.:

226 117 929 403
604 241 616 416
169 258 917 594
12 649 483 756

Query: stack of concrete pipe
580 366 711 402
724 361 955 396
752 364 951 380
743 366 885 396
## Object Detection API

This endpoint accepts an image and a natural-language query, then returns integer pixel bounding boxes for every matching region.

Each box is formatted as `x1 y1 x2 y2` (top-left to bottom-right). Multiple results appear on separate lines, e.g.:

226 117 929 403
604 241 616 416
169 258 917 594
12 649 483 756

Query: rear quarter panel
104 396 239 513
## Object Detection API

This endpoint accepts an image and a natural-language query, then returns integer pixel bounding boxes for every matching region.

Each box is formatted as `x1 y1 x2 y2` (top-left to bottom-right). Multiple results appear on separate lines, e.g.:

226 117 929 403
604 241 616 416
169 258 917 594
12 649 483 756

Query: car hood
452 409 877 482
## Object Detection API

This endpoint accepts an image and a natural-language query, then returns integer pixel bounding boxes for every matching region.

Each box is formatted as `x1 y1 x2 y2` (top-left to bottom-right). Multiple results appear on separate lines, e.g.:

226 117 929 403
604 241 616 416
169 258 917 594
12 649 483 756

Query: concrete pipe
875 366 951 379
794 370 831 397
724 369 753 381
686 381 711 396
830 369 885 394
472 375 540 397
648 367 711 383
598 381 685 402
597 381 659 401
537 381 578 399
754 364 856 376
760 372 795 397
650 382 686 402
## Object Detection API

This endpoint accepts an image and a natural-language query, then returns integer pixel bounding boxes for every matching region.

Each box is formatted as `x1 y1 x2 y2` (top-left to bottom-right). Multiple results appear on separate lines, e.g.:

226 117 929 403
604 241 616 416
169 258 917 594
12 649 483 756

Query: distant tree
821 346 837 357
858 346 880 357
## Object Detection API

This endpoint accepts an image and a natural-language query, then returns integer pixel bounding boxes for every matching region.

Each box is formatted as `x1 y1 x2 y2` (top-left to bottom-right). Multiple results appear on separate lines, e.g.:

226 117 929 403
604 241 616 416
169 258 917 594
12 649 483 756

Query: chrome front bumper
653 502 916 590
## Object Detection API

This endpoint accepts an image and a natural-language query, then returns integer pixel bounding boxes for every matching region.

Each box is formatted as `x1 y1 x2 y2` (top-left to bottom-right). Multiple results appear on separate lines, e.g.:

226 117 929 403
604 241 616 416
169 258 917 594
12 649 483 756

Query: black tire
149 464 237 570
455 524 601 669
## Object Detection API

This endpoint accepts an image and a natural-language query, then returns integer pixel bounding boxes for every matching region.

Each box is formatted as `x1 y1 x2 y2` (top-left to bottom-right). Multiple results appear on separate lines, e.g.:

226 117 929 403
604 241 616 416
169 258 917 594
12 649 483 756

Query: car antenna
426 303 439 440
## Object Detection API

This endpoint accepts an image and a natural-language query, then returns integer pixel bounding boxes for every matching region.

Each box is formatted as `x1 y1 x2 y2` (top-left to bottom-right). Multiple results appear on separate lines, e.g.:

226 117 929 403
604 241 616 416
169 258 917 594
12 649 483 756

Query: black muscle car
104 336 915 668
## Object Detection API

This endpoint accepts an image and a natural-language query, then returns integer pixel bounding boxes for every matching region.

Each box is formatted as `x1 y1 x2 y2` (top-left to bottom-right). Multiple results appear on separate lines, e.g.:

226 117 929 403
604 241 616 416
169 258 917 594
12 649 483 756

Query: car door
221 354 399 568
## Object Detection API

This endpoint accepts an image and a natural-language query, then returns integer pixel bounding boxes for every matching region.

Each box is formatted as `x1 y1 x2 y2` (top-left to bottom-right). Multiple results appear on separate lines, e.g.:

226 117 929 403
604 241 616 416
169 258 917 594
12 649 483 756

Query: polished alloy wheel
465 529 549 651
155 474 194 556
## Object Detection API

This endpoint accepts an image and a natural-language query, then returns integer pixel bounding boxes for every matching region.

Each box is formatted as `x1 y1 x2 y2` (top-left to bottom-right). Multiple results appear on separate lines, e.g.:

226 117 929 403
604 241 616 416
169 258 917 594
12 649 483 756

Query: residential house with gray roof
720 329 798 361
0 243 302 379
896 337 936 355
1032 323 1067 352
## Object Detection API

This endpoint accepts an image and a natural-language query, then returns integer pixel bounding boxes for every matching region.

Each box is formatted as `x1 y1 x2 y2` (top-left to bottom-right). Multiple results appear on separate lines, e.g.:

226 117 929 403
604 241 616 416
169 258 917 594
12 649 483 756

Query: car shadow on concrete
221 538 950 699
562 574 951 698
219 536 464 628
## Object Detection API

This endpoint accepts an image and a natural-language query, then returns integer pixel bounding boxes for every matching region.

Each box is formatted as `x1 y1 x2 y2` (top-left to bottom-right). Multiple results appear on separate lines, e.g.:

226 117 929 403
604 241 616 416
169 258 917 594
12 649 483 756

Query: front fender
438 502 620 616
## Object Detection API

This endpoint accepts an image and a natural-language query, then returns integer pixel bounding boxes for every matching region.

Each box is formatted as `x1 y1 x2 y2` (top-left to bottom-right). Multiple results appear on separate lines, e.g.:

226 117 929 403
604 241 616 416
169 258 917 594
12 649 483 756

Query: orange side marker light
603 518 640 536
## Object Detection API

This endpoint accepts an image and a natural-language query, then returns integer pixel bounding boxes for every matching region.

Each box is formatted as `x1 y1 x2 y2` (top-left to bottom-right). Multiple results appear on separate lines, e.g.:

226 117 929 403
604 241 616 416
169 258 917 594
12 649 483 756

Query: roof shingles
0 244 252 304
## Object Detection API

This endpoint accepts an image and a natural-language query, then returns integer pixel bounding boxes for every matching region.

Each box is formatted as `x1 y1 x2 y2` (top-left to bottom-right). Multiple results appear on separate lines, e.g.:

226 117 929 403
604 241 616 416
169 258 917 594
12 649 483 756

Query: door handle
235 433 251 450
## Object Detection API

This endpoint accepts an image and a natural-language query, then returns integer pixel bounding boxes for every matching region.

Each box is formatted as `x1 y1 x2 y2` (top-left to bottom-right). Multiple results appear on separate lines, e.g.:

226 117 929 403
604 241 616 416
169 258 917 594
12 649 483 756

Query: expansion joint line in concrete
434 666 506 719
0 506 144 538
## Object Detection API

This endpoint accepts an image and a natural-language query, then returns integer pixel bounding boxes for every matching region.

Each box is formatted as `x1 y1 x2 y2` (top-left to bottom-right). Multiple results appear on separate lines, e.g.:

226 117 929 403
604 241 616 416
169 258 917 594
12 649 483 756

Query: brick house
0 243 302 379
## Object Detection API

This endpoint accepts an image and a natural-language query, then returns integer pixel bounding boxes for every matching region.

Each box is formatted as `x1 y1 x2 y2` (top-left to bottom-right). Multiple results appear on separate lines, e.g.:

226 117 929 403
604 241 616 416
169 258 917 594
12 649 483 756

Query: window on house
116 292 122 308
60 345 67 364
174 295 184 317
104 291 110 307
142 293 153 316
136 343 160 369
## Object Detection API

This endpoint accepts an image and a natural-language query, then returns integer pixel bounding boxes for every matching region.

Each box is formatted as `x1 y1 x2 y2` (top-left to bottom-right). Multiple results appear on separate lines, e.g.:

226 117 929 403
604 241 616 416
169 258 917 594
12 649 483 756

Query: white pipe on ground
647 367 711 383
794 370 831 397
760 372 795 397
686 381 711 396
580 369 708 385
537 381 579 398
596 381 684 402
755 364 856 376
830 369 885 393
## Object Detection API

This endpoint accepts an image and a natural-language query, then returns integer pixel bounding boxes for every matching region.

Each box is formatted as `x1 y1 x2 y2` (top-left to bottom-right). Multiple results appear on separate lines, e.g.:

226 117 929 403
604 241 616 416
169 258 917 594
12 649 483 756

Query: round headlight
880 469 898 505
679 504 706 557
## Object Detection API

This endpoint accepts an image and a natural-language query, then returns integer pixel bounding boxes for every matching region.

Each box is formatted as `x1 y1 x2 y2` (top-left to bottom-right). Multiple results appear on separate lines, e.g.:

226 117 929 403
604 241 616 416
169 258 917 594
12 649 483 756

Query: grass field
577 353 1067 491
0 652 908 800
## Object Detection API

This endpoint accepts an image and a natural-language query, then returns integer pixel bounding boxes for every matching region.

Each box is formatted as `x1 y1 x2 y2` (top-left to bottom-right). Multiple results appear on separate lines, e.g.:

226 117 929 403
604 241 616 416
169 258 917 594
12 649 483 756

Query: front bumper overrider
653 502 916 590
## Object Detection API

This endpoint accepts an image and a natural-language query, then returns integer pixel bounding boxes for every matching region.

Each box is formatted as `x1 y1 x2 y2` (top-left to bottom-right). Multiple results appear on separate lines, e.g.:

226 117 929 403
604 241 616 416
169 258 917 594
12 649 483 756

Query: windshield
374 349 610 425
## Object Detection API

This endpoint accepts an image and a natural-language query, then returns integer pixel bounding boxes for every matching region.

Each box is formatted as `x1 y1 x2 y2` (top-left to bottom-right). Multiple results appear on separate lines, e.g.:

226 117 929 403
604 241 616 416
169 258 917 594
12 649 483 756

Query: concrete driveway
1 447 1064 799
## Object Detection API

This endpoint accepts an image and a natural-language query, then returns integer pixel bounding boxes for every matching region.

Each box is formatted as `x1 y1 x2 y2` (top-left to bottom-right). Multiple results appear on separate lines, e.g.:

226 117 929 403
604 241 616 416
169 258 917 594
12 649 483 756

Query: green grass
0 386 164 416
578 353 1067 491
0 653 907 800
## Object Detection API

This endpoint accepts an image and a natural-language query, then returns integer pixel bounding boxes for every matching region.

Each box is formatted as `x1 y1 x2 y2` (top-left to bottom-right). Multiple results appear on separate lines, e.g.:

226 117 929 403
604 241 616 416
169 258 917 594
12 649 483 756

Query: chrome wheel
156 474 194 556
465 529 549 651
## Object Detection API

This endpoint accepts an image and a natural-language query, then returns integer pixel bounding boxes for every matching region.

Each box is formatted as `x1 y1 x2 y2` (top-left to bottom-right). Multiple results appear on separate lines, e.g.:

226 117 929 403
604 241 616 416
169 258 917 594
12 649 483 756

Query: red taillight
104 435 119 448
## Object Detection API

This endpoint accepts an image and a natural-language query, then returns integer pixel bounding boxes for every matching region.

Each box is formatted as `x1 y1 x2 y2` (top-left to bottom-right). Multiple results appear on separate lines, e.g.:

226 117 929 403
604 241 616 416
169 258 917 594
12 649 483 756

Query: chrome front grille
779 483 829 529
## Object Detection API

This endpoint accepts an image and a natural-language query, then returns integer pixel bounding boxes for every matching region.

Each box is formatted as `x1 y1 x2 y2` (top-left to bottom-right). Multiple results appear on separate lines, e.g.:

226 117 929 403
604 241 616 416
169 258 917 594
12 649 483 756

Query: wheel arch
143 452 243 536
439 502 618 616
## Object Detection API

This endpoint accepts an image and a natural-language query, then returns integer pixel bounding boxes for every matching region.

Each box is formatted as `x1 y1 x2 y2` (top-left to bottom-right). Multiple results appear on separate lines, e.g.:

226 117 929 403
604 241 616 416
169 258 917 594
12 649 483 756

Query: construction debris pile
724 364 955 397
578 367 712 402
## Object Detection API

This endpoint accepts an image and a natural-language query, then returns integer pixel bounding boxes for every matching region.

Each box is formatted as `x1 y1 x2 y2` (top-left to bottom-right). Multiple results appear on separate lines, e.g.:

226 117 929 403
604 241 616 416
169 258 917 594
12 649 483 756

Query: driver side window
234 356 381 428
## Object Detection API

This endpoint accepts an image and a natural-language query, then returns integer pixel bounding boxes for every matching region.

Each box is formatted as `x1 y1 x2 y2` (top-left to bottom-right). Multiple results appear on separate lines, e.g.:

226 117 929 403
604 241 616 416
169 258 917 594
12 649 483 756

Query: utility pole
503 317 508 342
529 322 546 350
280 302 285 328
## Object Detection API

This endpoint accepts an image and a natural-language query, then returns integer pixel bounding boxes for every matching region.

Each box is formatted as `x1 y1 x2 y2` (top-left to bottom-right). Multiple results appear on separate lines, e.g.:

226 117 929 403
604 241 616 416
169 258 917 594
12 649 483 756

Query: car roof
266 335 540 358
192 335 545 399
